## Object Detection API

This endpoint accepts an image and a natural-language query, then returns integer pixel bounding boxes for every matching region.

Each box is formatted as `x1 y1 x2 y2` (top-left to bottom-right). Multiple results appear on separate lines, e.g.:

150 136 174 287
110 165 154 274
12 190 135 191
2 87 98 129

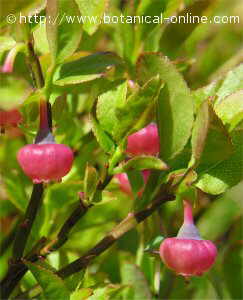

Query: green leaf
197 189 242 240
136 0 166 41
71 288 93 300
216 63 243 101
97 80 127 136
134 170 162 211
112 156 169 174
0 0 44 25
192 80 221 113
24 260 71 300
53 52 123 85
159 0 214 57
196 129 243 194
91 117 116 154
127 170 145 197
75 0 108 35
0 75 31 110
46 0 82 64
0 36 16 54
65 270 86 292
113 76 163 141
84 164 99 201
144 236 164 252
137 53 194 162
190 100 233 172
215 90 243 132
121 263 152 300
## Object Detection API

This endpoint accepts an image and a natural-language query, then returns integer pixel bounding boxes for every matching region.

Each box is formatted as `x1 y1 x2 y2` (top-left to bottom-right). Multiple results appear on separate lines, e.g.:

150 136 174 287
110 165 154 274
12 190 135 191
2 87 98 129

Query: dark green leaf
53 52 123 85
24 260 71 300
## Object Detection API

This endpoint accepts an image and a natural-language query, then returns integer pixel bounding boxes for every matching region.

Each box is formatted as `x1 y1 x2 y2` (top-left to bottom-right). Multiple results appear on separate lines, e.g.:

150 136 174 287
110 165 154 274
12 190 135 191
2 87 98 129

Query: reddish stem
39 100 49 131
183 200 194 224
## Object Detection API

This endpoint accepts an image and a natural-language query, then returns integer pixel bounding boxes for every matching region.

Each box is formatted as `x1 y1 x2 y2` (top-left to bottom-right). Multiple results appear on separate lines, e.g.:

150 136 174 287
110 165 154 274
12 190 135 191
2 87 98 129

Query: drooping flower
159 200 217 277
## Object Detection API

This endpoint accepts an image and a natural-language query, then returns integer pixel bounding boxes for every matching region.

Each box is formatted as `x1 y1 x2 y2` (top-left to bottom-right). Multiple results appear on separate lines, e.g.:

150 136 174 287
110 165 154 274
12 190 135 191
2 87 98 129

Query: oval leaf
46 0 82 64
137 53 194 162
24 260 71 300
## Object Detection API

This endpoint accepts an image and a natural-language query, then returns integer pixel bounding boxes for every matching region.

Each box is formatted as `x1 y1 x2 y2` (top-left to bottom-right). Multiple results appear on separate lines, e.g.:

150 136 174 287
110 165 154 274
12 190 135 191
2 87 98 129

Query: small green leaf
24 260 71 300
91 117 116 154
216 63 243 101
46 0 82 64
75 0 108 35
71 288 93 300
53 52 123 85
65 270 86 292
113 76 163 141
144 236 164 252
190 100 233 172
215 90 243 131
196 129 243 194
84 164 99 201
97 80 127 136
127 170 145 197
112 156 169 174
137 53 194 162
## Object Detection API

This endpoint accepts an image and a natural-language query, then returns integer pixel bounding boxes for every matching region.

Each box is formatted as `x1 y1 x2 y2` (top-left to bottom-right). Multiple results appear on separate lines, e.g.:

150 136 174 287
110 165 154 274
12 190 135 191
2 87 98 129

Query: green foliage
46 0 82 64
24 260 71 300
137 53 194 162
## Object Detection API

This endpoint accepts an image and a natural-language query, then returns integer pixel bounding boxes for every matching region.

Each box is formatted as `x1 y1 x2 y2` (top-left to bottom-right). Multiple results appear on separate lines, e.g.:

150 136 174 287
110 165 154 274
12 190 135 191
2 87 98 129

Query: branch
0 184 44 299
0 198 92 299
57 189 175 279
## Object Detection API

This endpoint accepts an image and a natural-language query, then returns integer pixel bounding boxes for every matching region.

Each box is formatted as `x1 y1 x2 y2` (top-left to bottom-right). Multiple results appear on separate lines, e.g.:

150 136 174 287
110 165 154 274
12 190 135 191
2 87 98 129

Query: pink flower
115 170 150 197
17 143 74 184
159 200 217 277
126 123 160 156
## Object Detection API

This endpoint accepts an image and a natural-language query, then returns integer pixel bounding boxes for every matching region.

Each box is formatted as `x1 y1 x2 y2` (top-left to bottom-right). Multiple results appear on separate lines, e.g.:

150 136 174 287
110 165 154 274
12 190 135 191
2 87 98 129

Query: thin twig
57 189 175 278
1 198 92 299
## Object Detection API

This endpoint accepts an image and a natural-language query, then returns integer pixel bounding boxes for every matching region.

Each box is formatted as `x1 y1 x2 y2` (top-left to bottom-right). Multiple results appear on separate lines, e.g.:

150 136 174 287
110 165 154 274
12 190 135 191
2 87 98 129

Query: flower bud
17 143 74 183
0 109 22 127
159 201 217 277
114 170 150 197
126 123 159 156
